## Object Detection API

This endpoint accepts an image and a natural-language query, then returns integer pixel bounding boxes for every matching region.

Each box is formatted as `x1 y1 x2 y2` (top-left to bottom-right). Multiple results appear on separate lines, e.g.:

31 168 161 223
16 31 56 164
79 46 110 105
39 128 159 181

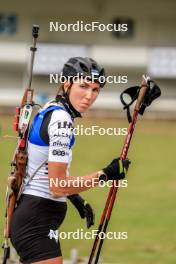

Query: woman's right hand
102 158 131 181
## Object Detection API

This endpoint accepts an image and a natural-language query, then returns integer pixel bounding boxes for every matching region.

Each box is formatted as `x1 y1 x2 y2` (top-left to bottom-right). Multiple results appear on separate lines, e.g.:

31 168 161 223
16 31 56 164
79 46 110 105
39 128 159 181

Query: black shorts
10 194 67 264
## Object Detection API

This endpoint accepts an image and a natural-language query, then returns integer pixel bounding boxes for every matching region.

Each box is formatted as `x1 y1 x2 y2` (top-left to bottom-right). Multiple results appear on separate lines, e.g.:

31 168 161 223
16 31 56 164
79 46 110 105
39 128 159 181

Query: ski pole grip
135 85 148 111
32 25 39 38
135 75 149 112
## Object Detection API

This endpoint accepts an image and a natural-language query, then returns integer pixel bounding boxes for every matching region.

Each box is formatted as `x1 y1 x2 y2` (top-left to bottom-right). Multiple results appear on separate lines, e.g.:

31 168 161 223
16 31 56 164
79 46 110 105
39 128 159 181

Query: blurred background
0 0 176 263
0 0 176 117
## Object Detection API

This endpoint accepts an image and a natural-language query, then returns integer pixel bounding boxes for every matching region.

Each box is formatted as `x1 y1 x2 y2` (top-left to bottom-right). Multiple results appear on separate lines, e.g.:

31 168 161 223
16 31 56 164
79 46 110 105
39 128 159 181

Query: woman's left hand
68 194 95 228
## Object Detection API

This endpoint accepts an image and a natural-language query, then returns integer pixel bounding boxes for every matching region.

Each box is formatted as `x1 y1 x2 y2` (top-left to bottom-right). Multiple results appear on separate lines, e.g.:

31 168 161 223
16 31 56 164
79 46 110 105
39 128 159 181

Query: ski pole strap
120 81 161 123
120 86 140 123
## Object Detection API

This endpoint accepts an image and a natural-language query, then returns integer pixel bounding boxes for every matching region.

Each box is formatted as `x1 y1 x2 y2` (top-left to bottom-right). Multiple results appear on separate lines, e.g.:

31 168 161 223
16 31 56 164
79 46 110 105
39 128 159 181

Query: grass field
0 115 176 263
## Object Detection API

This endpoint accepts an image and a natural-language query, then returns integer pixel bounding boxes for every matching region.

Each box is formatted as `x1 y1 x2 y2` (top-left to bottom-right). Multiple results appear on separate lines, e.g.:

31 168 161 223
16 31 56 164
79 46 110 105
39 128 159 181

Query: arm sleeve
48 109 73 163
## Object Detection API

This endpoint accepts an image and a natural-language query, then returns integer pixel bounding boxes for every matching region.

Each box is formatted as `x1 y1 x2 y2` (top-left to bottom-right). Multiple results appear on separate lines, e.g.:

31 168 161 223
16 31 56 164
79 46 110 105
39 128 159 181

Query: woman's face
64 79 100 113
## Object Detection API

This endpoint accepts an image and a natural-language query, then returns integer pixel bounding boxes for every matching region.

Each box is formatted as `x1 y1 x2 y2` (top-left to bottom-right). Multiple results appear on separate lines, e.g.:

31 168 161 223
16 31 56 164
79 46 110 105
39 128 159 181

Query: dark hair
56 84 65 97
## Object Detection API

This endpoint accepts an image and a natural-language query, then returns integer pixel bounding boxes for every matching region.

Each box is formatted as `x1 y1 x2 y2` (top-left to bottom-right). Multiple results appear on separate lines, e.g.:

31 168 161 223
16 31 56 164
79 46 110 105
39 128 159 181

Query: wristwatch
97 170 108 182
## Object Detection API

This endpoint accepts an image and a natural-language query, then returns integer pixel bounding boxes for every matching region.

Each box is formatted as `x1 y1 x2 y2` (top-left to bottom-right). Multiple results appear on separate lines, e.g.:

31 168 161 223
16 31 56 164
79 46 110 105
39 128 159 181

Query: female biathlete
10 57 130 264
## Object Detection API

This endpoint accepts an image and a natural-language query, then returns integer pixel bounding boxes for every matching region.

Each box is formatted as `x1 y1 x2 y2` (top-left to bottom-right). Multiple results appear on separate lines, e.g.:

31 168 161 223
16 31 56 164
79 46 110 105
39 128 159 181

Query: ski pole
94 110 139 264
88 76 150 264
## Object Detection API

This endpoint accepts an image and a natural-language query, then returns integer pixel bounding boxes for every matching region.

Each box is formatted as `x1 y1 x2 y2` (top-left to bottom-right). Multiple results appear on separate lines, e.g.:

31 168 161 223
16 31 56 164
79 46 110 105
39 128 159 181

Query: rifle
2 25 40 264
